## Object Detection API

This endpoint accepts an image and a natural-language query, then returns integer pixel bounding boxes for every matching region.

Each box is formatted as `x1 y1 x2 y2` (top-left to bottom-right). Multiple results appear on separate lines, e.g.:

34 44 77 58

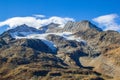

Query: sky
0 0 120 33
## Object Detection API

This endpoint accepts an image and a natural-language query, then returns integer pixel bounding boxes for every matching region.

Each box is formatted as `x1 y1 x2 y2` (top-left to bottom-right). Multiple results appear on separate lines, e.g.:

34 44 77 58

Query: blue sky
0 0 120 21
0 0 120 33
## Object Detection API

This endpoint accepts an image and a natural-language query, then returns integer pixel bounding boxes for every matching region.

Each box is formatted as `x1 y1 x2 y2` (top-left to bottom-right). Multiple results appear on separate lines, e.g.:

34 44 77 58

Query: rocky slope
0 20 120 80
63 20 102 33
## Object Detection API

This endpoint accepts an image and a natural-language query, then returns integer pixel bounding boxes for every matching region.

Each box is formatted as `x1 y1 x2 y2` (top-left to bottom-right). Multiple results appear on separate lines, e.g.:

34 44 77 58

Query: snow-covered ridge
9 24 42 38
13 32 86 52
14 32 86 43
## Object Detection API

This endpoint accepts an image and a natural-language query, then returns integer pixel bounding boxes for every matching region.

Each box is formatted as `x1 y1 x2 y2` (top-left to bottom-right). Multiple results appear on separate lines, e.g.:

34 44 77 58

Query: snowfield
11 32 86 52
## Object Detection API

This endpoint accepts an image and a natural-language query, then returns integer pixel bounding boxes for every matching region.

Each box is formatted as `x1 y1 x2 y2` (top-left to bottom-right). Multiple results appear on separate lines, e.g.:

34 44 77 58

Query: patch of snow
12 32 86 52
13 33 57 52
41 39 57 52
27 34 57 52
10 32 35 38
53 32 86 43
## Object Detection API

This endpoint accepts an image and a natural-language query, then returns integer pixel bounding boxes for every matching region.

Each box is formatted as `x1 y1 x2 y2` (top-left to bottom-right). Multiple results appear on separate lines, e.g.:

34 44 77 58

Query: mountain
39 23 60 33
5 24 42 38
63 20 102 33
0 20 120 80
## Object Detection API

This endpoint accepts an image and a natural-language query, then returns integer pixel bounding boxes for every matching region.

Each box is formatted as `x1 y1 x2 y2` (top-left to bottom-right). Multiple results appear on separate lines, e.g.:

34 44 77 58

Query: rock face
0 20 120 80
76 30 120 78
39 23 60 33
63 20 102 33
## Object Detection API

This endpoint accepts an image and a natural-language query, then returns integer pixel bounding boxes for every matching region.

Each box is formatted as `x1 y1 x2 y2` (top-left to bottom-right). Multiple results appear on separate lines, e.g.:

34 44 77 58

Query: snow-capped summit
6 24 42 38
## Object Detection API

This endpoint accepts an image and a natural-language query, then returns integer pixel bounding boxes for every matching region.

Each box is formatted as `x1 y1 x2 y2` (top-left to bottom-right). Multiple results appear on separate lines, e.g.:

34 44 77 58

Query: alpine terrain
0 20 120 80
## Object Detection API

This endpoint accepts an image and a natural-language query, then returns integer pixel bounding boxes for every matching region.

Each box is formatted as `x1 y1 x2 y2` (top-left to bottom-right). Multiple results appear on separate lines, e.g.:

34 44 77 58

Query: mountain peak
63 20 102 33
39 23 61 33
6 24 41 38
9 24 37 32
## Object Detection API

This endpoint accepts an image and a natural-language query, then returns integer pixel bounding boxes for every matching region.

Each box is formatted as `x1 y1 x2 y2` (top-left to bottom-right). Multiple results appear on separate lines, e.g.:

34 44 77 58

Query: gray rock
63 20 102 33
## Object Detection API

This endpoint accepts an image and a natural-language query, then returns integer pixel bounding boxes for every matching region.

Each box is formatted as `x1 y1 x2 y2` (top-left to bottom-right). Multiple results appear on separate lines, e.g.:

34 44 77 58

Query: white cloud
0 17 41 29
0 15 74 29
33 14 46 18
93 14 120 31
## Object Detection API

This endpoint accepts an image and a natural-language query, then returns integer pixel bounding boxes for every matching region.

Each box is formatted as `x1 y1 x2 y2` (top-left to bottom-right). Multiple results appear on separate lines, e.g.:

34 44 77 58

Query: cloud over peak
0 15 74 29
93 14 120 31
